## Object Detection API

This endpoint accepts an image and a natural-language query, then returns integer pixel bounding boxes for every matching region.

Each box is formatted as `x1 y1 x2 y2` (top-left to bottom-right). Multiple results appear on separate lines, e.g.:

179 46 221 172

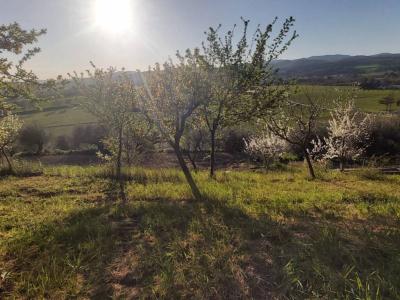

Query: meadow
1 164 400 299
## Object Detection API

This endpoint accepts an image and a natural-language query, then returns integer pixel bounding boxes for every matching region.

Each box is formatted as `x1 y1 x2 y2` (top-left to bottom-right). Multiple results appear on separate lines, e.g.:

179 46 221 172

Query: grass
1 164 400 299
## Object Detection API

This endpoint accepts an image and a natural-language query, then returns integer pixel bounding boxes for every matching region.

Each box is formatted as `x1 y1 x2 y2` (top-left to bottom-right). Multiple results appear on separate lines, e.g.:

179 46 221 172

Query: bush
18 124 48 154
367 114 400 157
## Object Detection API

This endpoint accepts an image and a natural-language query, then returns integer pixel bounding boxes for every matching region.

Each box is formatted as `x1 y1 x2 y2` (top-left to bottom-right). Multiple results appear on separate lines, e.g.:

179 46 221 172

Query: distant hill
273 53 400 83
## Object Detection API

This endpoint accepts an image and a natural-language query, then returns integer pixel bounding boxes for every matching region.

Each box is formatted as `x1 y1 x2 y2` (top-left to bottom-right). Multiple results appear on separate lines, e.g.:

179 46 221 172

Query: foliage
0 22 64 109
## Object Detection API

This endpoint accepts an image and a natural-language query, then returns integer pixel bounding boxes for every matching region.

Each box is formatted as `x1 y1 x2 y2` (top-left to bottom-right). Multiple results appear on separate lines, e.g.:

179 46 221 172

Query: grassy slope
1 165 400 298
19 87 400 138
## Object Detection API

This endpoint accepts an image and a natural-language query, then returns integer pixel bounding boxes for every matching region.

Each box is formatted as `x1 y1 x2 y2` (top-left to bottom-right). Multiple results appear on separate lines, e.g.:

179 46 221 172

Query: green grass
1 165 400 298
19 106 97 137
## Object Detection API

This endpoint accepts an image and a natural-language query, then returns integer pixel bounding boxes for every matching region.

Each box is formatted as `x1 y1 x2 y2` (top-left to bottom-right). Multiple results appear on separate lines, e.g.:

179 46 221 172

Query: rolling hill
274 53 400 83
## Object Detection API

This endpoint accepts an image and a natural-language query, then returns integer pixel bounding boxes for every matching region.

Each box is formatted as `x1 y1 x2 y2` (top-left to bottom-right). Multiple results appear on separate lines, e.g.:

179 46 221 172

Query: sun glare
94 0 133 34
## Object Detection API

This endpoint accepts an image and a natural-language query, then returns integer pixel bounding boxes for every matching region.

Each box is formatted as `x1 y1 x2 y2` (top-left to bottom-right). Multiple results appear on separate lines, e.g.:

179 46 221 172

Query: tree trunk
1 149 13 174
209 129 216 179
116 126 123 180
116 126 126 203
37 142 43 155
174 144 202 200
304 151 316 179
339 159 344 172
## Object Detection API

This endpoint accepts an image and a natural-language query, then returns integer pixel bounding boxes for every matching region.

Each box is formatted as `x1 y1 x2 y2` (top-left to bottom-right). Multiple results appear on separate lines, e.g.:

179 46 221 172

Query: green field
1 165 400 298
18 86 400 138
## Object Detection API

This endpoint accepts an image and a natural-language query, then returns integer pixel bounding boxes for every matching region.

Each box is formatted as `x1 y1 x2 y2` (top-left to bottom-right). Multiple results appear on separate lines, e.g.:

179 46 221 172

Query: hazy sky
1 0 399 78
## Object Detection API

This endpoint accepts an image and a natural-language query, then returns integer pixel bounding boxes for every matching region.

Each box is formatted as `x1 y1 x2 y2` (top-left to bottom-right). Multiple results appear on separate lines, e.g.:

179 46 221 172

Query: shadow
2 195 400 299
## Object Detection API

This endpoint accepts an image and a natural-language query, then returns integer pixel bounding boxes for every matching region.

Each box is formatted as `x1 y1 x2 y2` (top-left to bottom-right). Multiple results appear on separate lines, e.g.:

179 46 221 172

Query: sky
1 0 399 79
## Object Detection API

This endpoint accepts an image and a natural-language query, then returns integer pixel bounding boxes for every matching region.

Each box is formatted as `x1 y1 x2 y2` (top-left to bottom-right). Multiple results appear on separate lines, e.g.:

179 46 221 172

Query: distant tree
198 17 297 178
137 50 209 200
379 95 396 112
265 93 324 178
313 98 372 171
18 124 48 154
71 125 106 150
0 114 23 172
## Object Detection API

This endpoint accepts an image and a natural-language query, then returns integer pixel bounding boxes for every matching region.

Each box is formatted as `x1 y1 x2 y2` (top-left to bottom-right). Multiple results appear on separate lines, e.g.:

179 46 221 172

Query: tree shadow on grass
2 195 400 299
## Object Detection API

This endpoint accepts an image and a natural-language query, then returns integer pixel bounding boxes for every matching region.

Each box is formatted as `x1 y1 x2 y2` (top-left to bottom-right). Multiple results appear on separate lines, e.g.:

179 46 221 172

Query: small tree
70 64 142 180
379 95 395 112
244 126 288 168
0 114 23 172
70 65 147 202
198 17 297 178
137 50 209 200
322 98 372 171
265 94 324 178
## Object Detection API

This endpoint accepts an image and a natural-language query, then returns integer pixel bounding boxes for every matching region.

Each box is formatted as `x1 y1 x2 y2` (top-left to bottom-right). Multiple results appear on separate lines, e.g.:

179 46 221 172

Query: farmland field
1 165 400 298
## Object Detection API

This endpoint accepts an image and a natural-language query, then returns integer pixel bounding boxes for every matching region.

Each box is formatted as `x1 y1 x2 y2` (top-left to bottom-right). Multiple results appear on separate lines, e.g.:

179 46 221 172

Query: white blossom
244 126 289 167
310 98 372 170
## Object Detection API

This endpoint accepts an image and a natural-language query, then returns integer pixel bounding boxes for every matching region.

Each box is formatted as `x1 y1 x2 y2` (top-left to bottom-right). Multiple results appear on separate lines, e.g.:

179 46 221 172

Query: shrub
18 124 48 154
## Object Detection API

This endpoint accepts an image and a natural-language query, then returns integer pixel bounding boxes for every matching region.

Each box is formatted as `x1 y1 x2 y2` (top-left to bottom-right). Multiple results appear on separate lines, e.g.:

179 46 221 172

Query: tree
18 124 48 154
198 17 297 178
265 93 324 178
137 50 209 200
0 114 23 172
320 98 372 171
70 65 147 201
244 126 289 168
379 95 396 112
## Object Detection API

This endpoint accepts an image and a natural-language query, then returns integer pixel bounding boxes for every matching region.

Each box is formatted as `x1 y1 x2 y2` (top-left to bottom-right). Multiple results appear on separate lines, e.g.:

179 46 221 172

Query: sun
94 0 133 34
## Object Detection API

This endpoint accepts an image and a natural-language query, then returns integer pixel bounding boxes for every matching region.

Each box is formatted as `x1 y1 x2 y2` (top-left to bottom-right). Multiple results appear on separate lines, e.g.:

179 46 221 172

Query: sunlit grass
1 165 400 298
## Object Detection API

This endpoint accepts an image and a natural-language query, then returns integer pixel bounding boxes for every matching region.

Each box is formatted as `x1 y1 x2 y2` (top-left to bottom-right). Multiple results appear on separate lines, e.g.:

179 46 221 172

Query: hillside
274 53 400 84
